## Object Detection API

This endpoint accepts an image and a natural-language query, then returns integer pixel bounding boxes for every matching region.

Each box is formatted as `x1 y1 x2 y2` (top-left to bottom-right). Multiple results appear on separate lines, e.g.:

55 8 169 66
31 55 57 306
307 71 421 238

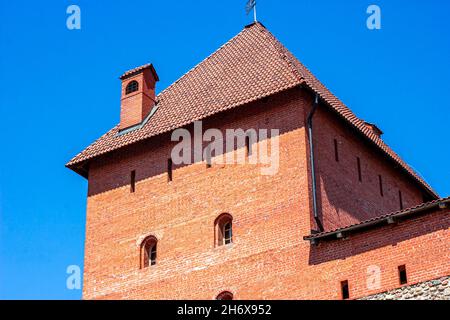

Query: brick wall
309 103 427 231
82 88 449 300
306 210 449 300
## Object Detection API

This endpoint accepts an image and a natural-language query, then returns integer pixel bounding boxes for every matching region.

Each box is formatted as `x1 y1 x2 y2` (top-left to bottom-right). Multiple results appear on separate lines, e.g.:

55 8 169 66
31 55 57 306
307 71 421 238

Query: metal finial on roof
246 0 257 22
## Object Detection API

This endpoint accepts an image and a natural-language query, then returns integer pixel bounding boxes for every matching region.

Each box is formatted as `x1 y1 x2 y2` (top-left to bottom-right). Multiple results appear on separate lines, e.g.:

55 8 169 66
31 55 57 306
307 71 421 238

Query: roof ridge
261 28 305 84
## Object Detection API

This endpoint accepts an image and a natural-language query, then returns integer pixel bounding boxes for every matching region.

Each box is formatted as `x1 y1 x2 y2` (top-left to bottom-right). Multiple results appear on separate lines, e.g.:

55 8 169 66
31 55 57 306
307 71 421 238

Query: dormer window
126 80 139 95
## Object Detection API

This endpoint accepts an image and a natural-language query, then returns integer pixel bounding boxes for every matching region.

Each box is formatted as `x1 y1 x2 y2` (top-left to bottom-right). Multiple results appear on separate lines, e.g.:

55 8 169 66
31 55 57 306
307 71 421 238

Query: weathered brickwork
81 88 449 300
361 277 450 300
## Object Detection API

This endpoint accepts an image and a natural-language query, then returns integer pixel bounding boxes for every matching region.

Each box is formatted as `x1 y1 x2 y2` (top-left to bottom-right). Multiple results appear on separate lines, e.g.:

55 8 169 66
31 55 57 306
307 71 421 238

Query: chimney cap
120 63 159 81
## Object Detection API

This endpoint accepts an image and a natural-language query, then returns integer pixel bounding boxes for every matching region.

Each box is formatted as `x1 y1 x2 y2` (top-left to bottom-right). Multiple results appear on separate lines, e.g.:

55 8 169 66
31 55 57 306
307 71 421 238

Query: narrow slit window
168 158 173 182
205 145 212 168
357 157 362 182
398 265 408 285
378 175 384 197
341 281 350 300
399 190 404 210
246 136 251 157
130 170 136 193
334 139 339 162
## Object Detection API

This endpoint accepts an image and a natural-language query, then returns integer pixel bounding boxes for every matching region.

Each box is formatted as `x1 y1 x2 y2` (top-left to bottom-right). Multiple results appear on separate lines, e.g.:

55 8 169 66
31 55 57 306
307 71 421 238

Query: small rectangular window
399 190 404 210
341 281 350 300
357 157 362 182
379 175 384 197
168 158 173 182
334 139 339 162
130 170 136 193
398 265 408 285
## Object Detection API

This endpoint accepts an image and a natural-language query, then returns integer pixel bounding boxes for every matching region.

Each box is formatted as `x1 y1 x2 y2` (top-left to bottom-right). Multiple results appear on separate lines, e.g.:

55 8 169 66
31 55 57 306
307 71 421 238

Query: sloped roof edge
304 197 450 242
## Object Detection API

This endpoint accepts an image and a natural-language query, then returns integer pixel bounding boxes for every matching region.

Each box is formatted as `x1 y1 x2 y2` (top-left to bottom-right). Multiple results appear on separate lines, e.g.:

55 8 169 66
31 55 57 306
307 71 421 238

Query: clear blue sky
0 0 449 300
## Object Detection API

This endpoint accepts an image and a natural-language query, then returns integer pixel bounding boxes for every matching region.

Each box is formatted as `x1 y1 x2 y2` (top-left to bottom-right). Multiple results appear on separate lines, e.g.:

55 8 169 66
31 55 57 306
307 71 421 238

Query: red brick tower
67 23 449 300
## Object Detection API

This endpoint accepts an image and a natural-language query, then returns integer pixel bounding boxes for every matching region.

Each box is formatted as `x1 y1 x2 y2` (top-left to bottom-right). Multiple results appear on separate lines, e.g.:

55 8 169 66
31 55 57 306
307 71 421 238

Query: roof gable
66 22 437 198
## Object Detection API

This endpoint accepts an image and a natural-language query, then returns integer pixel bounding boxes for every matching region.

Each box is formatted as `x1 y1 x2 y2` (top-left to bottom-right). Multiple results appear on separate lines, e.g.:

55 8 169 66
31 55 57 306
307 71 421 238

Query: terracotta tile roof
66 22 438 198
304 197 450 242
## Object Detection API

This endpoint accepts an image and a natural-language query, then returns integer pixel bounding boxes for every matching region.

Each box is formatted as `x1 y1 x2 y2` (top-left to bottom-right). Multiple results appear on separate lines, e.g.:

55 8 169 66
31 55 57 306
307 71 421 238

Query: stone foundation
361 277 450 300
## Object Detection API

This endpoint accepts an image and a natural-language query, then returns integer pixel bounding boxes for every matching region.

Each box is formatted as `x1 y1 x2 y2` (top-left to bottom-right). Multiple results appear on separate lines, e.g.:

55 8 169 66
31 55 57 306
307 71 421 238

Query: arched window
126 80 139 95
216 291 233 300
215 214 233 247
141 236 157 268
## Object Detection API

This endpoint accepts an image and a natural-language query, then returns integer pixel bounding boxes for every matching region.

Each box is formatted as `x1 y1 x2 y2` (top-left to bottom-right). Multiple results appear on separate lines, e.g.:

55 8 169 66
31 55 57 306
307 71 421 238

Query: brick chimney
119 64 159 130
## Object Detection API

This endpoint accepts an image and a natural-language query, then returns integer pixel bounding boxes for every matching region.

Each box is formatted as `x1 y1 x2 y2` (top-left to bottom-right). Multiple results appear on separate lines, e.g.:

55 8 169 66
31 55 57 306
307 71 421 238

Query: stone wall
361 277 450 300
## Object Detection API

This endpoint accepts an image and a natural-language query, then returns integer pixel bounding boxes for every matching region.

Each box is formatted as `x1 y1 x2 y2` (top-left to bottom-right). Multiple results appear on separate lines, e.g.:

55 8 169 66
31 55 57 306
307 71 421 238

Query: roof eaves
303 197 450 243
65 82 302 171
